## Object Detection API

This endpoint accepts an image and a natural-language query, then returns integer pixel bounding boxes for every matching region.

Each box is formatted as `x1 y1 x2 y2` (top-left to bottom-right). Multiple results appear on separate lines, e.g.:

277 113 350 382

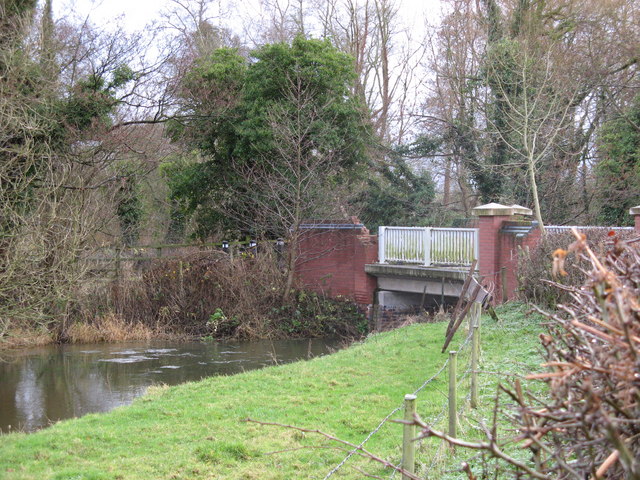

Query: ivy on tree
165 36 371 239
596 96 640 225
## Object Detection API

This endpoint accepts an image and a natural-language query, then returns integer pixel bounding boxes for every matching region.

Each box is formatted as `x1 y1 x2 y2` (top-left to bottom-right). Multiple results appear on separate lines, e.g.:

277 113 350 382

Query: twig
415 420 549 480
593 450 619 479
352 465 385 479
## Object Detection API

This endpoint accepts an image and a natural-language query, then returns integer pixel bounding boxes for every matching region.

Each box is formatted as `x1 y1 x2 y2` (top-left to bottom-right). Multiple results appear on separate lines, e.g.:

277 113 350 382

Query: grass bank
0 304 544 480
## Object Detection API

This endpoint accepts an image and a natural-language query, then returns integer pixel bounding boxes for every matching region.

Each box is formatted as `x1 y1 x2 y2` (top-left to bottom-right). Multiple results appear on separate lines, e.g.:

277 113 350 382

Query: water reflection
0 338 339 433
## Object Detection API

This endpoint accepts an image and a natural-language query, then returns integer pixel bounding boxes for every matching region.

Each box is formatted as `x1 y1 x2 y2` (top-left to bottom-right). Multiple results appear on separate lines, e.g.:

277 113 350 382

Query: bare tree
484 40 578 234
224 76 359 301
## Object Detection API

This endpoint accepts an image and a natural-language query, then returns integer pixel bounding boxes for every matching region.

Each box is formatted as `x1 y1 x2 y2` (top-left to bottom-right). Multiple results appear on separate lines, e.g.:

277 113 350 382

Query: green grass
0 304 544 480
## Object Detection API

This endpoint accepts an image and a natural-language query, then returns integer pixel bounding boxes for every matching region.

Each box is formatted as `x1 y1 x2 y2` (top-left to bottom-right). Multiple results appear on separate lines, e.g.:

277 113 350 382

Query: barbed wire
420 391 473 479
324 318 478 479
323 358 451 479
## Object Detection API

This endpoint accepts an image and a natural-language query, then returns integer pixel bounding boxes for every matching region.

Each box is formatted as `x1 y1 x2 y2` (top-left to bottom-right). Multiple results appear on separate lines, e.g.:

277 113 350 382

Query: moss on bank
0 304 543 480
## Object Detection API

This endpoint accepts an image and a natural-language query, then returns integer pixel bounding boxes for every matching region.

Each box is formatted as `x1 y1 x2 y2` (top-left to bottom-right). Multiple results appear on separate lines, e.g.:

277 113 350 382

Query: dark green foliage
54 65 135 140
167 48 246 153
115 168 143 247
596 96 640 225
165 37 370 238
274 290 368 337
480 38 528 204
470 0 511 203
239 36 367 166
358 155 435 231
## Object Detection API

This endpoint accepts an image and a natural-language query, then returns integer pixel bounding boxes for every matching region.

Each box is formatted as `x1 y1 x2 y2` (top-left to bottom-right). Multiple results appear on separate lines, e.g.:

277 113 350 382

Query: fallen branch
413 418 549 480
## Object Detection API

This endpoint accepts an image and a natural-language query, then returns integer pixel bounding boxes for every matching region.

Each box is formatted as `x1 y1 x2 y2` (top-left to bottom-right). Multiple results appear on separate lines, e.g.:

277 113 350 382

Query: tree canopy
596 96 640 225
166 36 371 238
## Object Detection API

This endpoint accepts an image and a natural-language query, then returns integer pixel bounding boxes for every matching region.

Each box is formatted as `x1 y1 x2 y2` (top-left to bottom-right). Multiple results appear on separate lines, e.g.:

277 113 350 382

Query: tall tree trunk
443 157 452 206
528 155 545 235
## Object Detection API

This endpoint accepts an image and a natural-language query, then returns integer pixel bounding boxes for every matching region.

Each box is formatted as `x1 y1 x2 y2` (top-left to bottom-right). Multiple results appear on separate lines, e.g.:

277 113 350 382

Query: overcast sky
54 0 442 36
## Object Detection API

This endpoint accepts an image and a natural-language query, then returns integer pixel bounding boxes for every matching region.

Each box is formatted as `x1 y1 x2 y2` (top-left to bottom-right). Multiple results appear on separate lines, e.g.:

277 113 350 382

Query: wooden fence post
470 324 480 408
501 267 507 303
402 394 417 479
448 350 458 438
373 305 382 332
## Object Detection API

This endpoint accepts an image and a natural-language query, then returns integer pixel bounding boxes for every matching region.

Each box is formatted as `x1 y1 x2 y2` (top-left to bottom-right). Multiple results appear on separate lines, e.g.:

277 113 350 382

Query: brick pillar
353 233 378 305
630 206 640 233
472 203 533 304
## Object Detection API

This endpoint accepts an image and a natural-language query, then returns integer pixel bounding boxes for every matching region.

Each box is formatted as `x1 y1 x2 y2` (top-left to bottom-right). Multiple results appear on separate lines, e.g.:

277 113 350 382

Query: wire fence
323 304 482 479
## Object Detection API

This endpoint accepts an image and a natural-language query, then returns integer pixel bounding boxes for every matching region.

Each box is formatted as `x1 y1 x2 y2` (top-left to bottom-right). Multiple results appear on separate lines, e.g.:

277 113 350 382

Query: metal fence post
379 226 386 264
448 350 458 438
402 394 417 479
424 227 431 266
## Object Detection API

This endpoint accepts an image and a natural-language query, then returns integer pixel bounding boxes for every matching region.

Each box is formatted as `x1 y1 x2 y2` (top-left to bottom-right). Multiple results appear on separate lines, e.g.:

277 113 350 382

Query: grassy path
0 304 543 480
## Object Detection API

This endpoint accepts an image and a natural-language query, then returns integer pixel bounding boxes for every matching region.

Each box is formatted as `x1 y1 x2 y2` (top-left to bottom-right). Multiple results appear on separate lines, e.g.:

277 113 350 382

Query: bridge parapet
630 206 640 232
378 226 478 267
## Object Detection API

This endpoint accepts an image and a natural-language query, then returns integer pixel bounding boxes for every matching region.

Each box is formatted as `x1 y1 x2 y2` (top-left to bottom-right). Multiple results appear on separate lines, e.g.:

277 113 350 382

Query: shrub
517 228 636 307
80 247 367 340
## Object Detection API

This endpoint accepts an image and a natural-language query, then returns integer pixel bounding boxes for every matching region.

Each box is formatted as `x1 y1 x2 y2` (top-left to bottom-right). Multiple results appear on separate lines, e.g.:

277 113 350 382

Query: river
0 338 340 433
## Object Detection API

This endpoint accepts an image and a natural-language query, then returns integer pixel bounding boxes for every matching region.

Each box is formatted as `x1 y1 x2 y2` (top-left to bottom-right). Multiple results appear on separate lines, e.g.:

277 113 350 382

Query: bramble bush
82 246 367 340
517 228 636 307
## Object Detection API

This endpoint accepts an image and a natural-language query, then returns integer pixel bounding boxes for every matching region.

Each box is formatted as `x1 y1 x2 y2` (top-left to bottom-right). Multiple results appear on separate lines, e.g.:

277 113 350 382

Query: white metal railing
378 226 430 265
430 228 478 266
546 225 634 234
378 226 478 267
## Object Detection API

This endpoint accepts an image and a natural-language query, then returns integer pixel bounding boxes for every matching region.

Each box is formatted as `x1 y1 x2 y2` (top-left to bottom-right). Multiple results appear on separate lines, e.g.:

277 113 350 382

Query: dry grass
65 313 163 343
0 315 184 349
78 247 367 341
0 328 55 349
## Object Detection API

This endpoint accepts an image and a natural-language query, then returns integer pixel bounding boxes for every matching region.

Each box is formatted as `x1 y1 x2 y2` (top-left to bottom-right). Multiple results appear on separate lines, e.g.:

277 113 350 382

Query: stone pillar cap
629 206 640 215
472 203 533 217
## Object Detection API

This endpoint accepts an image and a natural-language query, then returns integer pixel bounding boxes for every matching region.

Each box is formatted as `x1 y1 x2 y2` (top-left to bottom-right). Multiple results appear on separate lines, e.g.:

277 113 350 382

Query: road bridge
295 203 539 312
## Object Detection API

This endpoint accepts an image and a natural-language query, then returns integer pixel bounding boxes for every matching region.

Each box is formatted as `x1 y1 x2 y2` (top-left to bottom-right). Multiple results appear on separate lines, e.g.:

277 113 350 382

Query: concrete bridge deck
365 263 477 309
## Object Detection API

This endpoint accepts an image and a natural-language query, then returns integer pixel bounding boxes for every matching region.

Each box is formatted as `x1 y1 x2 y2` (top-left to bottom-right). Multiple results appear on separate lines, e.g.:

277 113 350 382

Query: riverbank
0 317 181 350
0 292 367 351
0 304 544 479
1 254 369 349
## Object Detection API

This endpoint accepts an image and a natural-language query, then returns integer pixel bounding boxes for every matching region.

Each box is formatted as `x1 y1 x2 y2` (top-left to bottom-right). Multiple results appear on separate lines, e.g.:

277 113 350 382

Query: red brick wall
297 216 545 306
498 224 541 302
478 217 541 303
477 215 512 298
295 226 378 306
635 214 640 233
